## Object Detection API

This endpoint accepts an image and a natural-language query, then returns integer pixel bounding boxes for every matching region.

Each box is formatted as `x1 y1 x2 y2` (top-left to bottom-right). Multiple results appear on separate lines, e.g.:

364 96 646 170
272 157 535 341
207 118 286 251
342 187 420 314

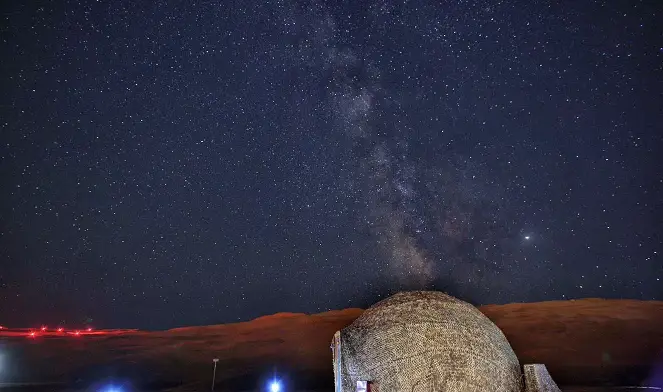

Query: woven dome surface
333 291 523 392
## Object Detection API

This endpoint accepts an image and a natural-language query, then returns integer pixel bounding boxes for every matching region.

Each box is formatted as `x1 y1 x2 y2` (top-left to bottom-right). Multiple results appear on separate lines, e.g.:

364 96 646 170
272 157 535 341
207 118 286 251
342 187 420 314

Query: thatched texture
332 291 524 392
524 364 562 392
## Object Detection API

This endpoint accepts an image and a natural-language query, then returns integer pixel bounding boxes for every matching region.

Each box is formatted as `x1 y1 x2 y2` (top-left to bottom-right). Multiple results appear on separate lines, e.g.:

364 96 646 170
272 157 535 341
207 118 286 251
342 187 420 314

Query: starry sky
1 0 661 330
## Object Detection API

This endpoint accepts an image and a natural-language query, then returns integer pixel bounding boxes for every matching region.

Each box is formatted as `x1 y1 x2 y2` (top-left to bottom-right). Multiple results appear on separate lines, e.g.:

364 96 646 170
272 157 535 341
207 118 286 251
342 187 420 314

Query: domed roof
352 290 477 327
334 291 523 392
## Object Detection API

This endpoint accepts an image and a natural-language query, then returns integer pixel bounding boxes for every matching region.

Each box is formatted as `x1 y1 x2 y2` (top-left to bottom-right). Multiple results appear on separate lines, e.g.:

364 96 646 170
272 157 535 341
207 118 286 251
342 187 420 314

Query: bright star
524 236 531 240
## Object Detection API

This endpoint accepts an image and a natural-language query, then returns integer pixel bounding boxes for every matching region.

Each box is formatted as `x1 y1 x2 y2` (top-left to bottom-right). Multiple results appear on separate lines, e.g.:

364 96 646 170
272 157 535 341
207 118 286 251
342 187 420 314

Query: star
0 0 659 329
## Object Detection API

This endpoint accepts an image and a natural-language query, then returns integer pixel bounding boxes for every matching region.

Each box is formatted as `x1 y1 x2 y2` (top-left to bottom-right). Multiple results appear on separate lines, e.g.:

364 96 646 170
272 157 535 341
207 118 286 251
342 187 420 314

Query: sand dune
1 299 661 390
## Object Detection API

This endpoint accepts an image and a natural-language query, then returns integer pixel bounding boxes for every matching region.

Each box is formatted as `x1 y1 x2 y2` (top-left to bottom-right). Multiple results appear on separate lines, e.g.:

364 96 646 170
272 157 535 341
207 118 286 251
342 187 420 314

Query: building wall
333 292 524 392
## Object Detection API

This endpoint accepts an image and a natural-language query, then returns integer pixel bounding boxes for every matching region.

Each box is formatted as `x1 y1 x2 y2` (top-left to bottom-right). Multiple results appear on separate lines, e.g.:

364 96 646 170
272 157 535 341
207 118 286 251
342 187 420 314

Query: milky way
1 0 661 328
296 1 555 298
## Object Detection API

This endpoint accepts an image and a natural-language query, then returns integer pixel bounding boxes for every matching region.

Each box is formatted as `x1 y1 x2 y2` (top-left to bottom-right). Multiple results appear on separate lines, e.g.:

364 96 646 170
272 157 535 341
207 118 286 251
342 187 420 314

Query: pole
212 358 219 391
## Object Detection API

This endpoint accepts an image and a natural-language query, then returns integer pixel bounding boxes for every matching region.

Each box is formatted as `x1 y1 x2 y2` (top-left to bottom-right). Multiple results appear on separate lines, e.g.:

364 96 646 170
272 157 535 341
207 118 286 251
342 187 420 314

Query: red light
29 331 36 338
74 331 80 336
86 327 92 332
41 326 47 331
57 327 64 332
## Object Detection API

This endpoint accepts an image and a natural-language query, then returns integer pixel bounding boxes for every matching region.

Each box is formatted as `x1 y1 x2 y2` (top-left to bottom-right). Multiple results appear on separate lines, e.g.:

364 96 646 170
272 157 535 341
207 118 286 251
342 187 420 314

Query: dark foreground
0 385 661 392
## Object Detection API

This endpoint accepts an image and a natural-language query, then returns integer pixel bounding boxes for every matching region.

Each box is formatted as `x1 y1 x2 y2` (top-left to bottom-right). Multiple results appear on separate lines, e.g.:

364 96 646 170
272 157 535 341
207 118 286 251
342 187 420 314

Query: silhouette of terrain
1 299 661 391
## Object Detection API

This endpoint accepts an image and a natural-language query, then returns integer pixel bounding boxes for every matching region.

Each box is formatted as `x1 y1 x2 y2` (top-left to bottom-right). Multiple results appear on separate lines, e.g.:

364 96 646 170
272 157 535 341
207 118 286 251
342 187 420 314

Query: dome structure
331 291 560 392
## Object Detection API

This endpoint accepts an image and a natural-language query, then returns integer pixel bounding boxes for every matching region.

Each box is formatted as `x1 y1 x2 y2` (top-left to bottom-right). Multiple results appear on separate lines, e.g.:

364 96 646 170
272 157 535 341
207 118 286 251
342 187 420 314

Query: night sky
1 0 661 330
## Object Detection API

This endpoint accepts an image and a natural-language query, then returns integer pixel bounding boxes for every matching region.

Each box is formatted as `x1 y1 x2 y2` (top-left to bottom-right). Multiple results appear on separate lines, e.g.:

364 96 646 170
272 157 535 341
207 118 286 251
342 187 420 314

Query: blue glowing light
99 386 122 392
269 380 281 392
